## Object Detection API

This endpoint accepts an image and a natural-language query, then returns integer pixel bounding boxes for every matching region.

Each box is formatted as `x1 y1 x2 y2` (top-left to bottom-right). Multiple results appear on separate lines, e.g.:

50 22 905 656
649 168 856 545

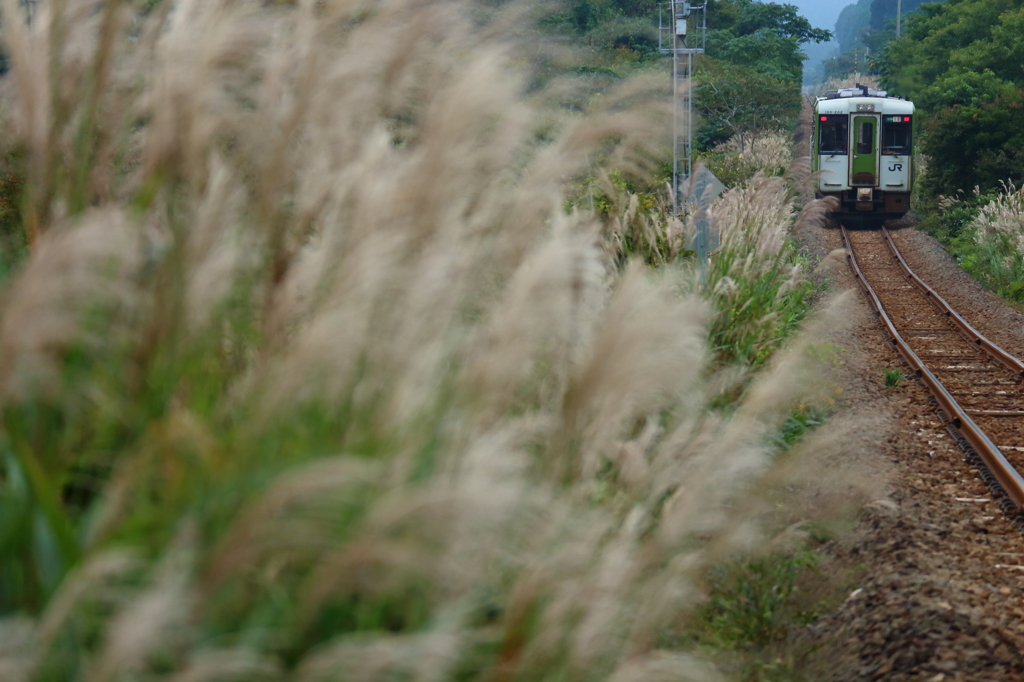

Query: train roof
815 82 913 104
815 85 915 115
818 84 900 100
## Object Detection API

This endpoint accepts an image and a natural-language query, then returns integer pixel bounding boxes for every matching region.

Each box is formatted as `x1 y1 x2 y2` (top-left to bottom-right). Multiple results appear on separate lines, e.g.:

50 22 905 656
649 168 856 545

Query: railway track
842 226 1024 524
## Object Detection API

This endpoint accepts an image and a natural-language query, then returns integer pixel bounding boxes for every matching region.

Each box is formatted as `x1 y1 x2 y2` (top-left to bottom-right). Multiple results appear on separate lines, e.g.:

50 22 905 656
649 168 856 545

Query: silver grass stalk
0 1 832 680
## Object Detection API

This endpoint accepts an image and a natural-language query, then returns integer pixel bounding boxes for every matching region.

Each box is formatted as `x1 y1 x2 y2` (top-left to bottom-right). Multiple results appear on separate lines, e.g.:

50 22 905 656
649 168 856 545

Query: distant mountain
869 0 928 31
836 0 931 54
835 0 871 54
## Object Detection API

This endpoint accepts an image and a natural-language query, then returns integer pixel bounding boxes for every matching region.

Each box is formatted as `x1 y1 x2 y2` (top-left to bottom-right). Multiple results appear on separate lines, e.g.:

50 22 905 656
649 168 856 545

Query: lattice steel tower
660 1 707 214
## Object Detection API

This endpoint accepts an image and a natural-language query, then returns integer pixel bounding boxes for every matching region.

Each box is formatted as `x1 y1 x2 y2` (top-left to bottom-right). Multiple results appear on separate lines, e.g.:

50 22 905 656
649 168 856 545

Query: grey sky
785 0 851 33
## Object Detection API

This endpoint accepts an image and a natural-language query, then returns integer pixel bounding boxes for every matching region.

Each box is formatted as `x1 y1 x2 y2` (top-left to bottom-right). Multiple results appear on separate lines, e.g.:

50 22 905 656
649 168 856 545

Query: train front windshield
882 115 912 155
818 115 848 154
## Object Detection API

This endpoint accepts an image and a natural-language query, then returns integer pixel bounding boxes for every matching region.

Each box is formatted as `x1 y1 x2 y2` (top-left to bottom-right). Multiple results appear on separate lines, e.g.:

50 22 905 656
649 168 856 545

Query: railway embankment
793 218 1024 680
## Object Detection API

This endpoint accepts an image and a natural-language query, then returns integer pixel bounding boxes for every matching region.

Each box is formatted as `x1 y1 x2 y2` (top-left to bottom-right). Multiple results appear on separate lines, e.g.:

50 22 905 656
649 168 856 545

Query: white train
812 85 915 222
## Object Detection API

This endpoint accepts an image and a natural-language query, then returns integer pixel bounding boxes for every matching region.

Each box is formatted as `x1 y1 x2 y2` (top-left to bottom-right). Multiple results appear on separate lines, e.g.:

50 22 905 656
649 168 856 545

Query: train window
857 121 874 155
882 116 912 155
818 115 848 155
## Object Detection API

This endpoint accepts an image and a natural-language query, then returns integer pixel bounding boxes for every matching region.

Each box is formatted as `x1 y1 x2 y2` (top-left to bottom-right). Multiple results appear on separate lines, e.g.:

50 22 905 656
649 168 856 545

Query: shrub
700 132 794 187
702 175 823 369
957 182 1024 302
696 550 820 650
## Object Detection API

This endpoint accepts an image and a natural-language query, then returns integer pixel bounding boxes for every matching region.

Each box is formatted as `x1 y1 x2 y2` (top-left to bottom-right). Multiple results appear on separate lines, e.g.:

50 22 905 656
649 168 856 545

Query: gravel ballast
792 217 1024 681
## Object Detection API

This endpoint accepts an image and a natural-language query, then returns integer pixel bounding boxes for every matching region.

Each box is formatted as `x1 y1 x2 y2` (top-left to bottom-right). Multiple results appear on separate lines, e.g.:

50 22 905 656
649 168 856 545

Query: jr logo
889 163 904 172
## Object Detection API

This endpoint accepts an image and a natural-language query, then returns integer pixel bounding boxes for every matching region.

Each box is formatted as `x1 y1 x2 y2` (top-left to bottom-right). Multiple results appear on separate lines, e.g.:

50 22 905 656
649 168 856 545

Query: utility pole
660 1 707 216
896 0 902 37
660 2 722 274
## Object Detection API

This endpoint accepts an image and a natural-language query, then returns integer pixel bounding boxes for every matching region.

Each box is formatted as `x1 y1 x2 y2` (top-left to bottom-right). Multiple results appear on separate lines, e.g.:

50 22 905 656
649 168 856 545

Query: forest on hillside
875 0 1024 300
813 0 926 84
882 0 1024 196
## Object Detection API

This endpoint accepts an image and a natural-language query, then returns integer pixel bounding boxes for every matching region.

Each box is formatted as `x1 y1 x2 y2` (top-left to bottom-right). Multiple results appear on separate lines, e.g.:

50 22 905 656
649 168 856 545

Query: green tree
919 70 1024 196
541 0 663 56
821 0 931 83
695 60 799 150
881 0 1021 103
695 0 830 149
535 0 830 148
879 0 1024 197
708 0 831 45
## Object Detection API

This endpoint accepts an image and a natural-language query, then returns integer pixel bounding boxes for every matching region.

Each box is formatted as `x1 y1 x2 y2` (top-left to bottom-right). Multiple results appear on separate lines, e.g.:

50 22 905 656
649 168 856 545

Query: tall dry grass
711 133 793 179
696 130 794 192
0 1 828 680
698 172 828 369
957 182 1024 300
971 181 1024 247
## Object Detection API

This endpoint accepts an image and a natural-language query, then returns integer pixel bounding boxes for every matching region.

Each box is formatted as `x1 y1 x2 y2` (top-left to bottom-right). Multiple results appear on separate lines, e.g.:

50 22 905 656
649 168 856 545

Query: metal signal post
660 1 707 215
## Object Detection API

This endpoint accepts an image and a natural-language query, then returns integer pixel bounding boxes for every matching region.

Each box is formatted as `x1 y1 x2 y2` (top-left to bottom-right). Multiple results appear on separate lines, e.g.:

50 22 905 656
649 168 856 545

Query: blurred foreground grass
0 1 839 680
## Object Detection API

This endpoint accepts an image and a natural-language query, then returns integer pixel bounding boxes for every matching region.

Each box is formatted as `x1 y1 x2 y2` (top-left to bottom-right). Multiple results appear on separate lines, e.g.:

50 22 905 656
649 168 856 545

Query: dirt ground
791 215 1024 682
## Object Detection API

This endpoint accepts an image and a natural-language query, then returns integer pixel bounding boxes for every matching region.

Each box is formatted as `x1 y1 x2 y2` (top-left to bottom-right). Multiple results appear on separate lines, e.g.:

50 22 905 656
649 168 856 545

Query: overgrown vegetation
0 0 848 680
537 0 662 60
869 0 1024 301
881 0 1024 199
703 175 819 369
596 140 826 374
700 132 792 188
696 550 820 651
935 183 1024 303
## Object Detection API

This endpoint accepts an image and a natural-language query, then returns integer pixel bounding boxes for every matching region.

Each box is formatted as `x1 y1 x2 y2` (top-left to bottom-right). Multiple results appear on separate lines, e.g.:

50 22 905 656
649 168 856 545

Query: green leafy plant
880 0 1024 199
696 550 821 650
776 404 830 448
704 176 821 370
883 367 903 389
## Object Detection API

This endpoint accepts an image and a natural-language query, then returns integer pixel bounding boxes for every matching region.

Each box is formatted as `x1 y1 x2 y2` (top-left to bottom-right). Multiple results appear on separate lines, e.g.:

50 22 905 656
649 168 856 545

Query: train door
850 114 879 186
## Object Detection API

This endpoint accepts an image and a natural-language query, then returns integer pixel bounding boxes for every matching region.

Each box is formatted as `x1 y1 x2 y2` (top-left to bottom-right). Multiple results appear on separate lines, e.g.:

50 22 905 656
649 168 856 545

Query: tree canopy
696 0 831 148
869 0 928 30
708 0 831 45
533 0 830 150
880 0 1024 195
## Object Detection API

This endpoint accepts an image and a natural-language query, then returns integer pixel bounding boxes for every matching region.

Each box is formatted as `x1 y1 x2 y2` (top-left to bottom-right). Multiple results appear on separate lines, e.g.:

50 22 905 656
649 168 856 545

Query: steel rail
841 226 1024 509
881 227 1024 376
